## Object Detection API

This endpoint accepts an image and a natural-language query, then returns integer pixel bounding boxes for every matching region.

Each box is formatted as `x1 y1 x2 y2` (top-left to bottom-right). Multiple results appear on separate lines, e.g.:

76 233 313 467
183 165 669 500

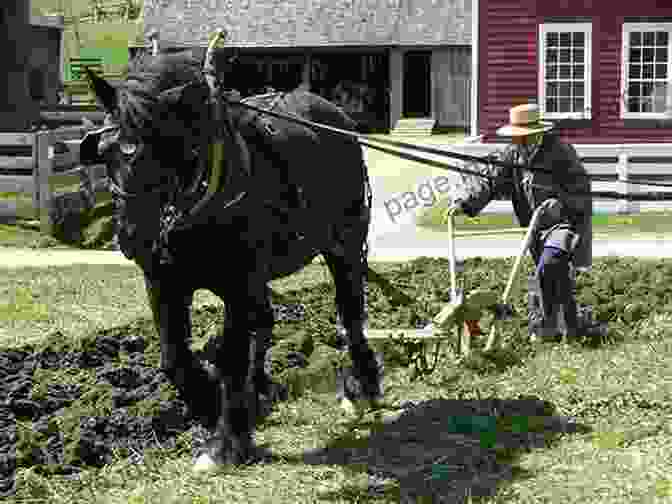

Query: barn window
539 23 592 120
621 22 672 119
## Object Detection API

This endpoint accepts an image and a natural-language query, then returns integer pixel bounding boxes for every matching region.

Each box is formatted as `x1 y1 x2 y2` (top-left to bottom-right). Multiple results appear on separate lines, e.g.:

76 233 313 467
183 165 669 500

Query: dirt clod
0 304 309 493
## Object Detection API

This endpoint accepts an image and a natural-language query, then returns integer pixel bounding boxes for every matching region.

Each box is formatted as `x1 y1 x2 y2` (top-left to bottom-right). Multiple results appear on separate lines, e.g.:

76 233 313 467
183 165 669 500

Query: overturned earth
0 256 647 496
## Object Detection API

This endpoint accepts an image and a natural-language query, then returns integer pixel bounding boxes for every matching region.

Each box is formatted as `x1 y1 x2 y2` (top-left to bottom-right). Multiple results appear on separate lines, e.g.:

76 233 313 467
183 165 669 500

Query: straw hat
496 103 555 137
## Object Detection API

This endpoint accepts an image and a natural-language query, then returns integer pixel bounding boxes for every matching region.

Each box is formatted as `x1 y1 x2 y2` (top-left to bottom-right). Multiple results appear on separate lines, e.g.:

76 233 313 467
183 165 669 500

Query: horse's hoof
193 453 220 473
339 397 379 416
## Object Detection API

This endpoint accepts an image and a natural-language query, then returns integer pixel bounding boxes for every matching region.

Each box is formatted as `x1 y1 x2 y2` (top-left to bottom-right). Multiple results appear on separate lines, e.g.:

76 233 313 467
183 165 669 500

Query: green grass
1 257 671 503
418 202 672 235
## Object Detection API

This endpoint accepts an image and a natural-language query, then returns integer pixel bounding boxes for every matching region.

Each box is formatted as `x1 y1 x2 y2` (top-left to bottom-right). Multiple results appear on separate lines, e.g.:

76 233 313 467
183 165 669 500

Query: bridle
94 123 183 201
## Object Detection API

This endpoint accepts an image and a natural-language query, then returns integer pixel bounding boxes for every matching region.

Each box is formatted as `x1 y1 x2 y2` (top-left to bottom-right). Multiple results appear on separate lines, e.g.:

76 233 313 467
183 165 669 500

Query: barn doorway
403 51 431 118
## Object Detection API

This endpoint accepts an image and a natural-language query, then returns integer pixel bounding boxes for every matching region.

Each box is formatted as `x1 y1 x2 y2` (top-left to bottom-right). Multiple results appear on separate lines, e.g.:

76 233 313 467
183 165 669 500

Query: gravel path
1 228 671 271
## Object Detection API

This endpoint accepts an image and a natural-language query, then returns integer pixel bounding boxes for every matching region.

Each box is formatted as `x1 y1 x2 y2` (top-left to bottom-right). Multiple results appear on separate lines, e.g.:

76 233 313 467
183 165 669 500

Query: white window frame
538 23 593 120
621 22 672 119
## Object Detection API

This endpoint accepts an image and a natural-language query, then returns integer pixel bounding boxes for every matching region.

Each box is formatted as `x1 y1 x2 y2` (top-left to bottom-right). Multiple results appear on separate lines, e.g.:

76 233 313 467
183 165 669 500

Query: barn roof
138 0 472 49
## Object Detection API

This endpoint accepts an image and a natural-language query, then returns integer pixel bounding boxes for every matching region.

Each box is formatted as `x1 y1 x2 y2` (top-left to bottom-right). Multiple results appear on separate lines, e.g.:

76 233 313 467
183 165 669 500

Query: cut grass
1 257 671 502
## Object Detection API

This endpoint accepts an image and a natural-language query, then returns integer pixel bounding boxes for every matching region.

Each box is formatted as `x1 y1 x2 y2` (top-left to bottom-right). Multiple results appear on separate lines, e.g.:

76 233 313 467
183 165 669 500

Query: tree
0 1 39 131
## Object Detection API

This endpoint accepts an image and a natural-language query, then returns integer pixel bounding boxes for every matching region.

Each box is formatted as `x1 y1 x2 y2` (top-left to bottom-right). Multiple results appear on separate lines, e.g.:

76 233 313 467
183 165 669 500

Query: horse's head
80 53 213 270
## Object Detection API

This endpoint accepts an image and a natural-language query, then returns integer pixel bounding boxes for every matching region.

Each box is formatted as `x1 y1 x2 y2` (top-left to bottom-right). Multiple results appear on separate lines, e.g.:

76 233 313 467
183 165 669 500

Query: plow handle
447 208 458 301
484 205 545 352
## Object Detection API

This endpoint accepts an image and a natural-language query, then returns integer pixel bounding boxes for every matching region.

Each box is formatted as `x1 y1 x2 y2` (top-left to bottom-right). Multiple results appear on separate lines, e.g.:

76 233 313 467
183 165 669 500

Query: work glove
441 199 464 226
537 198 565 228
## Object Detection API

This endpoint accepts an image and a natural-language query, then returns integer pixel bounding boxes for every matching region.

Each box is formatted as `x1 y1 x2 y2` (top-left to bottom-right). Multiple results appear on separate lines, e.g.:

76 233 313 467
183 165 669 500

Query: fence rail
451 141 672 214
0 128 109 232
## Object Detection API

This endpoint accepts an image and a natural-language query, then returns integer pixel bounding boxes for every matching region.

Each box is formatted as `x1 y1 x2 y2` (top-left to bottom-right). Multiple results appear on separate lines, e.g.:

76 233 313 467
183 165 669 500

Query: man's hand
441 199 464 225
538 198 564 222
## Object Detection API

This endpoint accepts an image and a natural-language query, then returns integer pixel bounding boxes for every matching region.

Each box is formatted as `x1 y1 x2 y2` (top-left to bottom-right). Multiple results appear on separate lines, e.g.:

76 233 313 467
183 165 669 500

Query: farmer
448 103 594 340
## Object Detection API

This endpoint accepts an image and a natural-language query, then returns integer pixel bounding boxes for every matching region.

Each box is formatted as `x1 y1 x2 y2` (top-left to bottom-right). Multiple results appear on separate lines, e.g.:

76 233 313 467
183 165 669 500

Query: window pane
559 32 571 46
546 82 558 97
559 64 571 78
559 82 571 96
643 32 655 46
573 97 585 112
574 48 584 63
547 32 558 47
546 64 557 79
560 49 571 63
629 64 642 80
559 97 571 112
630 32 642 47
651 83 668 112
643 64 654 79
629 82 641 97
643 47 655 63
642 82 654 97
573 82 585 97
656 47 668 62
546 48 558 62
656 31 669 46
627 97 639 112
656 63 667 79
573 65 585 79
573 32 585 47
630 48 642 62
641 97 653 112
546 98 558 113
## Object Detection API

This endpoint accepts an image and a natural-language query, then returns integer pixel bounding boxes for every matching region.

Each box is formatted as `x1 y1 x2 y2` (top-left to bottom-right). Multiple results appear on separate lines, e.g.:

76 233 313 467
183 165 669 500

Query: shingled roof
140 0 471 48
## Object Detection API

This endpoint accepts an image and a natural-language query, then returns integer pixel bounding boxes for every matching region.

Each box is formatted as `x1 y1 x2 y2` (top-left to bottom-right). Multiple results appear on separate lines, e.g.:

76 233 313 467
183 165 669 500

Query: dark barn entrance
218 48 390 132
309 50 389 132
403 51 431 118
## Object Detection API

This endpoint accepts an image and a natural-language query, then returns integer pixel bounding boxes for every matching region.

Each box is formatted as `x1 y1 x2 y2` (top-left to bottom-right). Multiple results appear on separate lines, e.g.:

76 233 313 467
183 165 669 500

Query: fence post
616 148 634 214
31 132 39 218
36 130 54 235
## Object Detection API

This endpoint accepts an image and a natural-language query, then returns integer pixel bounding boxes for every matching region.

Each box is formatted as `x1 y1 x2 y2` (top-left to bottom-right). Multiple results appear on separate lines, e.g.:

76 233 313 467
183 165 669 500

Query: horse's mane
118 52 206 137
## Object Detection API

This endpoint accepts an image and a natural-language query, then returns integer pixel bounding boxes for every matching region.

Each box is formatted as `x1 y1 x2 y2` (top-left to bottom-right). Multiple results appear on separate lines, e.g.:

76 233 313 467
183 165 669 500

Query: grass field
1 257 671 503
418 204 672 235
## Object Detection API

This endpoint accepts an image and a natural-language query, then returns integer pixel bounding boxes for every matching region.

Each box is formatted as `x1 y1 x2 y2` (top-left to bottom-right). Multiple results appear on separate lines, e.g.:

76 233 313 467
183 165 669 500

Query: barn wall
480 0 672 144
479 0 538 141
431 46 471 127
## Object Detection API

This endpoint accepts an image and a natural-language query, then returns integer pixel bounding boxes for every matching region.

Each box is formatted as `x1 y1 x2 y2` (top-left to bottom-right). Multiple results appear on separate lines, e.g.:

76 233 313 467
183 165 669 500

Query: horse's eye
119 141 138 156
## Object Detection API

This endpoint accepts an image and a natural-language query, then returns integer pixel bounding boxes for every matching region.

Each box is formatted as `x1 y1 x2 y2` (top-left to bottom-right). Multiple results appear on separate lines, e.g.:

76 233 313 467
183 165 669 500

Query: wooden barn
461 1 672 214
470 1 672 144
136 0 473 133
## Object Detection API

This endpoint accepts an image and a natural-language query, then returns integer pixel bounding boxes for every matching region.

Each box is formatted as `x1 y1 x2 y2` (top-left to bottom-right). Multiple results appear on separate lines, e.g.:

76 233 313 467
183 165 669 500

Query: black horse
80 52 383 471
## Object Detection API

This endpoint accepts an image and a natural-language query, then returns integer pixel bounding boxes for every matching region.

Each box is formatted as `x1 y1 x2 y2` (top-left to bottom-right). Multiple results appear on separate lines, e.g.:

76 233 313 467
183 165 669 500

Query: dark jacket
454 132 592 268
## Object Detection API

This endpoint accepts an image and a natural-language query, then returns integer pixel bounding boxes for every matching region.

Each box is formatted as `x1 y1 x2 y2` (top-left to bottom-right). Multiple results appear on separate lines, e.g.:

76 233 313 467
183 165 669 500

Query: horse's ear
85 68 118 113
158 81 210 109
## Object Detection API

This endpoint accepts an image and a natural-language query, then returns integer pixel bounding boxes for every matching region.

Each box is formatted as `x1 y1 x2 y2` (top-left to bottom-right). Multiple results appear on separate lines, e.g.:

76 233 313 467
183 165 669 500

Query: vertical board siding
481 1 672 144
432 46 471 127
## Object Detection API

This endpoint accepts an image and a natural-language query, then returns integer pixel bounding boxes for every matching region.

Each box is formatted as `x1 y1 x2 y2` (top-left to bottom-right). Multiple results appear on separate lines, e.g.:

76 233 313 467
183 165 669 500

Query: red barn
471 1 672 144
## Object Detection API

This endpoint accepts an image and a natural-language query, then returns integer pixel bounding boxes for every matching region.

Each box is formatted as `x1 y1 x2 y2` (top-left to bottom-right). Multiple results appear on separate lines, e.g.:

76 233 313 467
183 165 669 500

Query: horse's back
236 89 368 215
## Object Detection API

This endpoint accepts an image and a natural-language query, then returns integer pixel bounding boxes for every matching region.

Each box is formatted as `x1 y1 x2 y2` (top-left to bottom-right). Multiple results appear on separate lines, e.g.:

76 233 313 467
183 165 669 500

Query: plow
365 205 544 373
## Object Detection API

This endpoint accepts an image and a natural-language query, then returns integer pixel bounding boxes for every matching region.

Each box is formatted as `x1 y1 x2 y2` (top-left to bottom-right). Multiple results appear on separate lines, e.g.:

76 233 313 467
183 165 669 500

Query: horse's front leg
194 276 275 471
144 273 221 428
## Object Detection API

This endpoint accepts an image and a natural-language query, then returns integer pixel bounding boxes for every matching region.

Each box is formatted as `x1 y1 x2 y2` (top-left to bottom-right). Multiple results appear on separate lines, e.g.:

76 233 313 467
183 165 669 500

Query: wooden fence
0 128 109 233
452 139 672 214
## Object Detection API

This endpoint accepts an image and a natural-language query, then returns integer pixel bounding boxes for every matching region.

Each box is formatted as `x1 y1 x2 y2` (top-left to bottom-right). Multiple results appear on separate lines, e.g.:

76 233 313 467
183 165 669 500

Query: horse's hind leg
322 223 383 410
